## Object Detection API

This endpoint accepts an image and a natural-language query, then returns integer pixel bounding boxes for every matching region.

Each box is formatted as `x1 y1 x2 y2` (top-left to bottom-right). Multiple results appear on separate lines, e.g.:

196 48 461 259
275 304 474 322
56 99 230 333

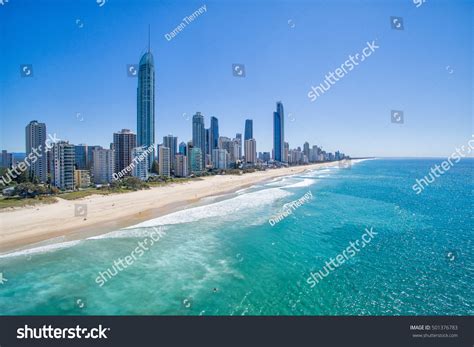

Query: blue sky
0 0 472 157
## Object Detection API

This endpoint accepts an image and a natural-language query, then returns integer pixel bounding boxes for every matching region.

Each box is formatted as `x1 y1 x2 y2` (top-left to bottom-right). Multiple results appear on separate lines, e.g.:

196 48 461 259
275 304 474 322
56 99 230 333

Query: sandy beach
0 162 344 253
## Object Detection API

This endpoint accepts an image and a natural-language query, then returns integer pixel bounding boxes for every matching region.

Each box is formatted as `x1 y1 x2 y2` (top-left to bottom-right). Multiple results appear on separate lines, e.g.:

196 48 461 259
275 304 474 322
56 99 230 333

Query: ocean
0 159 473 315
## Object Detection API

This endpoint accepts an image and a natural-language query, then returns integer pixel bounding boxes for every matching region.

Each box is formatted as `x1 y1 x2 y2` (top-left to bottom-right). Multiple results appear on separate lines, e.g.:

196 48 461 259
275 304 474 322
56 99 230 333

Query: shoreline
0 161 354 254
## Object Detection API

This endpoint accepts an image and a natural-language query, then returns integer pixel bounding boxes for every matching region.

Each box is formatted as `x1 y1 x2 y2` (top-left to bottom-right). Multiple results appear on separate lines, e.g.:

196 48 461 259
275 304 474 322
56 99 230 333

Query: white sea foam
282 178 317 188
88 226 168 240
0 240 82 259
95 188 293 238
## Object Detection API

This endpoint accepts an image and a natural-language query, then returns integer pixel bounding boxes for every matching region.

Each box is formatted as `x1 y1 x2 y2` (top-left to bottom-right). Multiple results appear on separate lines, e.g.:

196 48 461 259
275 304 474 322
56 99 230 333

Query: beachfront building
303 142 310 159
163 135 178 171
210 116 219 152
244 119 253 141
131 146 149 181
175 154 188 177
74 169 91 189
0 150 13 168
50 141 75 190
113 129 137 176
245 139 257 164
74 144 88 170
137 38 155 169
25 120 48 182
92 148 115 184
235 133 242 160
273 102 285 162
192 112 206 168
218 137 239 165
284 142 289 163
189 147 203 174
178 141 187 156
212 148 228 170
86 145 102 170
159 146 171 177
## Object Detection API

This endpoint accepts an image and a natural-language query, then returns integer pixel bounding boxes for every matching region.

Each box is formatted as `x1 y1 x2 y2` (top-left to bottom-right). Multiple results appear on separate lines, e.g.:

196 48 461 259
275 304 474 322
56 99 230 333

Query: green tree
14 182 47 198
151 160 160 174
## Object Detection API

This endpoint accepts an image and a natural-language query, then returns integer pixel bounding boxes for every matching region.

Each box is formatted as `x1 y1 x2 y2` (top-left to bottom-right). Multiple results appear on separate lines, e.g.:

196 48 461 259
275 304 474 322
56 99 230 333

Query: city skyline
0 1 472 157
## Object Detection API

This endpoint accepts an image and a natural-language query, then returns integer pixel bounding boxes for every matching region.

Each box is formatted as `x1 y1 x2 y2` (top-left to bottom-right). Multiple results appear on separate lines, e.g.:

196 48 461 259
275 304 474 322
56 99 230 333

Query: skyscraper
175 154 188 177
236 133 242 160
74 144 88 170
192 112 205 166
163 134 178 171
50 141 75 190
189 147 203 174
178 141 187 156
25 120 47 182
131 147 149 181
273 102 285 162
92 148 115 184
210 116 219 150
212 149 228 169
284 142 289 163
87 145 102 170
244 119 253 141
303 142 310 160
137 31 155 170
113 129 137 175
245 139 257 164
205 128 211 156
159 146 170 177
0 150 13 168
244 120 253 162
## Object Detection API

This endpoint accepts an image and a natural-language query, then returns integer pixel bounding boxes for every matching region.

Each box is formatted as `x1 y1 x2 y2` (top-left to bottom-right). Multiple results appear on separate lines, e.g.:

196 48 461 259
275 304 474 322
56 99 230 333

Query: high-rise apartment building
74 144 88 170
25 120 47 182
131 146 149 181
192 112 206 166
175 154 188 177
92 148 115 184
159 146 171 177
50 141 75 190
212 148 228 169
114 129 137 175
273 102 285 162
245 139 257 164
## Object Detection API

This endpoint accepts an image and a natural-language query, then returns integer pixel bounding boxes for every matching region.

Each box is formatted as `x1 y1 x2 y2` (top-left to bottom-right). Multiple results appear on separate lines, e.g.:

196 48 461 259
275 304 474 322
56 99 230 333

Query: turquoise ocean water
0 159 473 315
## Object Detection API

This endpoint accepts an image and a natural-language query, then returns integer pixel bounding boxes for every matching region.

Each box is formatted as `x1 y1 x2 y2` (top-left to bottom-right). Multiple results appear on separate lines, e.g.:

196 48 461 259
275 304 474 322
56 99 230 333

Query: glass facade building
137 48 155 169
273 102 285 162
